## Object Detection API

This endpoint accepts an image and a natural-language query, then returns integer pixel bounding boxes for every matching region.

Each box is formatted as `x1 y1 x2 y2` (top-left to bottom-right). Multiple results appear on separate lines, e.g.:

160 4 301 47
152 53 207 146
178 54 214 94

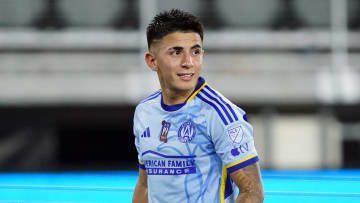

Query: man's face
147 32 203 94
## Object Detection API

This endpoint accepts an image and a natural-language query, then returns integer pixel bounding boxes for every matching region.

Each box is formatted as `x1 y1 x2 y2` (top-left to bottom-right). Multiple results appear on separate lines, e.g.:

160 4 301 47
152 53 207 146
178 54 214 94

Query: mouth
177 73 194 81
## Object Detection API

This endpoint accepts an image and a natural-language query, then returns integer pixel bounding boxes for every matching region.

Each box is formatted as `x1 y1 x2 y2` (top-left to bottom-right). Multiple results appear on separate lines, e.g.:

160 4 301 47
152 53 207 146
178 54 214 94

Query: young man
132 9 264 203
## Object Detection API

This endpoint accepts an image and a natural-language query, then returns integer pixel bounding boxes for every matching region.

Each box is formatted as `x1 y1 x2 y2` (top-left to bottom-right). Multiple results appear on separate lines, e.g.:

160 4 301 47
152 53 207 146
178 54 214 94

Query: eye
193 49 202 56
170 49 181 56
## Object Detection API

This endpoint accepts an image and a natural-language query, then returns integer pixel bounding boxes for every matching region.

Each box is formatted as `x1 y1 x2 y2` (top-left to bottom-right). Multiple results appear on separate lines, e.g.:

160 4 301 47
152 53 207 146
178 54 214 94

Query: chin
178 81 197 91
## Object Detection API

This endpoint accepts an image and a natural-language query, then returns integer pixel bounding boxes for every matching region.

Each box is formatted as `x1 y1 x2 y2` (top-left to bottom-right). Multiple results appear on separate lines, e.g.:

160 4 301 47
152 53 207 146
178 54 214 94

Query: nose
181 52 193 68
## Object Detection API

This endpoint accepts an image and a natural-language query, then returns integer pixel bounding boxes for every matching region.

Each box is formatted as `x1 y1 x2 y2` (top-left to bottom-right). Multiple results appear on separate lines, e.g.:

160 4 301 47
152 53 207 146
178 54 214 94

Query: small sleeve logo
227 126 244 144
227 126 250 157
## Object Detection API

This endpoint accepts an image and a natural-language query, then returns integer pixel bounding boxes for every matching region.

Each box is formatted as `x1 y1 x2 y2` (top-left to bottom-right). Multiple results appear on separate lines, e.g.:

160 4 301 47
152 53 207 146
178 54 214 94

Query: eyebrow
169 46 183 52
191 44 202 49
168 44 202 51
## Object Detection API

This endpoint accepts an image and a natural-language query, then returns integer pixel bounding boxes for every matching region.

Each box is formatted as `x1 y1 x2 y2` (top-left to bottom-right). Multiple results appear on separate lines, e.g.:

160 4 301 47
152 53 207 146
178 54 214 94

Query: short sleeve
133 106 146 170
210 107 259 174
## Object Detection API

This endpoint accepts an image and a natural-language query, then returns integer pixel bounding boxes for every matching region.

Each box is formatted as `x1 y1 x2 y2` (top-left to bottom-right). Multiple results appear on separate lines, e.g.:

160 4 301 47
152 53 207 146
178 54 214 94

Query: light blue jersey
133 77 259 203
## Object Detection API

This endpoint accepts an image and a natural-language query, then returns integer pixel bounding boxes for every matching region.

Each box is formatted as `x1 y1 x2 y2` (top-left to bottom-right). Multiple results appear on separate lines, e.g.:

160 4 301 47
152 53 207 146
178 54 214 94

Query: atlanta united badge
178 121 196 143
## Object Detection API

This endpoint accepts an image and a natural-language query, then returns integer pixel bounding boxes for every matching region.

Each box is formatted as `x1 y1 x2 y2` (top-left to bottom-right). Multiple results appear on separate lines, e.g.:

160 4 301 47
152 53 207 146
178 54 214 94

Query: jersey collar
161 77 207 112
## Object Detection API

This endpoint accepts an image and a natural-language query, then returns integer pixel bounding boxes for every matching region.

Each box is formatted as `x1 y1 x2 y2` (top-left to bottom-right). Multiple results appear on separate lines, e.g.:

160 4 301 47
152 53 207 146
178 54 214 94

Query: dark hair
146 9 204 50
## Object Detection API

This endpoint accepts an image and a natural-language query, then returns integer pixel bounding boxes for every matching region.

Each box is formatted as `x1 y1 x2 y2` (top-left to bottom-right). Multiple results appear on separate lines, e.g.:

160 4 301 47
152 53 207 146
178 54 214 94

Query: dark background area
0 103 359 171
0 105 137 171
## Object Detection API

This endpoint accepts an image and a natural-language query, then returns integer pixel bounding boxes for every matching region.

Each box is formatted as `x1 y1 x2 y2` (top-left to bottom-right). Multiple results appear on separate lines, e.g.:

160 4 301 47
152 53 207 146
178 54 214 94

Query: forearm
132 183 148 203
236 176 264 203
231 163 264 203
132 169 148 203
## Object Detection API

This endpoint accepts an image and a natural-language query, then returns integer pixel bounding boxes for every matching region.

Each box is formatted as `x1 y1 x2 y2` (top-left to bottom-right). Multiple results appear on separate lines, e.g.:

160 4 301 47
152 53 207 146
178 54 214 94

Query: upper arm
133 106 145 168
230 162 264 202
207 104 262 201
208 107 259 173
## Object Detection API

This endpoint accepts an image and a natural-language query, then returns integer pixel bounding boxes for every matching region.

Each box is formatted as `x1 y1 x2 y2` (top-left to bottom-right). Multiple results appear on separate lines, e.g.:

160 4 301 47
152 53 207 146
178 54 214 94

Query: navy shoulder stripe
200 89 234 123
198 85 247 126
197 93 228 125
204 86 239 121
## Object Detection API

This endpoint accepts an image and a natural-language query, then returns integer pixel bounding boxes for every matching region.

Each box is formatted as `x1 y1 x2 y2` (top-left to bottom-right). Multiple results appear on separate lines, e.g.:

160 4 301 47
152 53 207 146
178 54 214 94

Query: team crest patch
159 120 171 143
178 121 196 143
227 126 244 144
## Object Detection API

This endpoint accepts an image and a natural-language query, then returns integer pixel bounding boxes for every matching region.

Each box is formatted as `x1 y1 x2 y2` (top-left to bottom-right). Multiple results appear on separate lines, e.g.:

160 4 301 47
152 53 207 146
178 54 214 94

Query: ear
145 52 158 72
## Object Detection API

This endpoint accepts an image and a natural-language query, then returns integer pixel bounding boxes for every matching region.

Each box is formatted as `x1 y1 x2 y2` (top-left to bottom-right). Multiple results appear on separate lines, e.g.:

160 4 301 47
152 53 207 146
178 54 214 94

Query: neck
162 88 195 105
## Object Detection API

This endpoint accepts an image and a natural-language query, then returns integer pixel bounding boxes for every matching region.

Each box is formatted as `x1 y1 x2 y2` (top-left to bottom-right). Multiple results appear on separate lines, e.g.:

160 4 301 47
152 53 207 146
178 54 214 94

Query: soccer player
132 9 264 203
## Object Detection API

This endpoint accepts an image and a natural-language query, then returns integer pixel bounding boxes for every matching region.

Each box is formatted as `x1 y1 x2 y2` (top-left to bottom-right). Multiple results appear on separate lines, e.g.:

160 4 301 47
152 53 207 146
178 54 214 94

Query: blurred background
0 0 359 172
